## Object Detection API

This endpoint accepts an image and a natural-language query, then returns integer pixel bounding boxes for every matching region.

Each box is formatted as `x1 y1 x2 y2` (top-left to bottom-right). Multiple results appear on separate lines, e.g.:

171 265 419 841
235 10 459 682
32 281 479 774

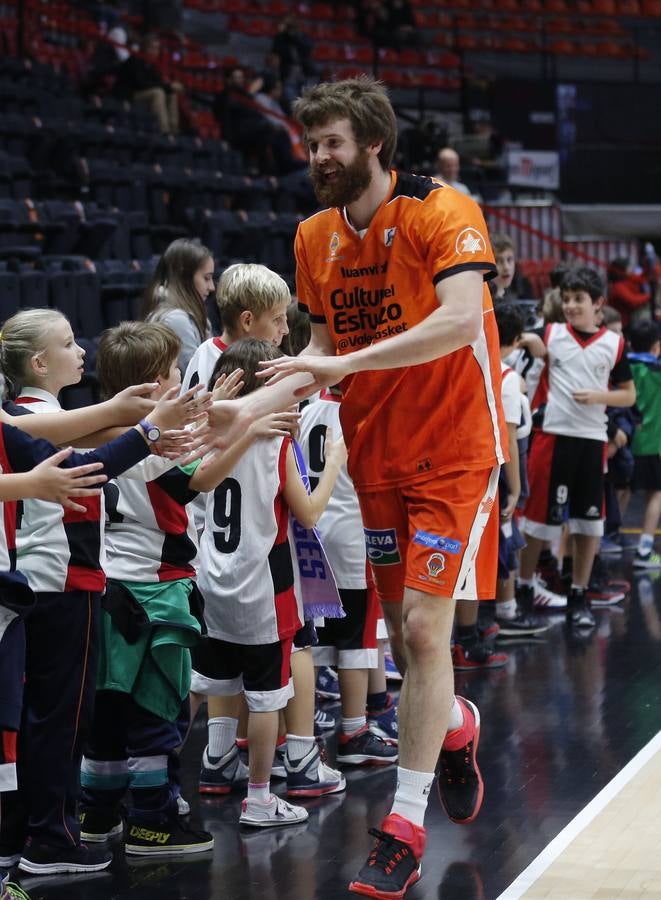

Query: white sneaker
532 575 567 609
239 794 309 828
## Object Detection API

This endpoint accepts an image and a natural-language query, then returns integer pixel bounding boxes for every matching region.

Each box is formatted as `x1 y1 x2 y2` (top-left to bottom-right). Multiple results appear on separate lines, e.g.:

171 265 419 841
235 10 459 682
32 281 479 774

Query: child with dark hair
191 338 347 827
518 266 637 631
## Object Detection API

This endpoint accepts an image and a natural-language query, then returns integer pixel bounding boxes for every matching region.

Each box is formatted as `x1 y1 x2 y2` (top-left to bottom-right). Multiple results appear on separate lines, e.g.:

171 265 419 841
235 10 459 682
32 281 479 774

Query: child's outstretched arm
0 447 106 512
283 429 347 529
0 383 159 444
189 410 301 492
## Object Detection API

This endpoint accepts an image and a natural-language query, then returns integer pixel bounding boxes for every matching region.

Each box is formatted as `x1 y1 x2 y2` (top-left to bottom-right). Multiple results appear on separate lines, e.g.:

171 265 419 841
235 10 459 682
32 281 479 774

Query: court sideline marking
496 730 661 899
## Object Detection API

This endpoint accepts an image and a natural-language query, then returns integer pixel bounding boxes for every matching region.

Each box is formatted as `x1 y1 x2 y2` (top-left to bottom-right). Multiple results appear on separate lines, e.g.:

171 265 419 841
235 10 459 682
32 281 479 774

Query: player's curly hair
293 77 397 171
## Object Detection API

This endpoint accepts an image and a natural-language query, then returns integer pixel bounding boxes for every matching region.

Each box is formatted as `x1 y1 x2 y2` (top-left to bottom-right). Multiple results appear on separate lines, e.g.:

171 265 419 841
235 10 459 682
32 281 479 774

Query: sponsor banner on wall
508 150 560 190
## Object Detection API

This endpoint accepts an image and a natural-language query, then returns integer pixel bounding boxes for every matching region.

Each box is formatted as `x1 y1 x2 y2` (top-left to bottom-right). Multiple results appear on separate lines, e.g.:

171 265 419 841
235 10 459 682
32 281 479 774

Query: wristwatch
139 418 161 443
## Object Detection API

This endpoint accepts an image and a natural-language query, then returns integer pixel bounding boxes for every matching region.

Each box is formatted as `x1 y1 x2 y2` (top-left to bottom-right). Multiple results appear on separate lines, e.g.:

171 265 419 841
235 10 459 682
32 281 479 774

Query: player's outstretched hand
249 410 301 440
108 382 159 424
33 447 107 513
151 385 212 432
323 427 348 469
257 354 354 396
212 368 245 401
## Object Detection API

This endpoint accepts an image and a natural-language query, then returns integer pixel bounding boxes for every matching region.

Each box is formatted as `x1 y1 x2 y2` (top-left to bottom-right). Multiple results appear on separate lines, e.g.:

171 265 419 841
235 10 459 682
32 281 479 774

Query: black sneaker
436 696 483 824
79 807 124 843
18 838 112 875
496 607 552 636
349 814 425 898
125 813 214 856
566 588 596 629
336 727 398 766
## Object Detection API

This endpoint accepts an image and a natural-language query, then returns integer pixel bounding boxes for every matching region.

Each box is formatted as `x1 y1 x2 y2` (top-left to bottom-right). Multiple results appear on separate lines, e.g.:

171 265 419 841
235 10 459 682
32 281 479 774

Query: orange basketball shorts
357 466 500 603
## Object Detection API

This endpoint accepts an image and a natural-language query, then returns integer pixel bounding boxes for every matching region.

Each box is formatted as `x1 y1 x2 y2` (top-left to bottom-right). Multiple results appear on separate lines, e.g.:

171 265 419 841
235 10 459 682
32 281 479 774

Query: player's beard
309 147 372 208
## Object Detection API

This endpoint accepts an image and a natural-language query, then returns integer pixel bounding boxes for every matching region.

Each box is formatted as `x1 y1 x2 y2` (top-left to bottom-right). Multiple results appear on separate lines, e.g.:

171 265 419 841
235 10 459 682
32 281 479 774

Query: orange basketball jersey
295 171 508 491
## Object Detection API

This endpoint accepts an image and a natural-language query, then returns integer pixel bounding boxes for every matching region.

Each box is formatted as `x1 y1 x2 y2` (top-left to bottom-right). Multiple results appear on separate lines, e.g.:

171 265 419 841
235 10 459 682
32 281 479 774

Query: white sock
496 598 517 619
518 577 534 587
247 781 271 803
390 766 434 827
447 697 464 732
286 734 315 761
639 534 654 554
342 715 366 736
208 717 238 760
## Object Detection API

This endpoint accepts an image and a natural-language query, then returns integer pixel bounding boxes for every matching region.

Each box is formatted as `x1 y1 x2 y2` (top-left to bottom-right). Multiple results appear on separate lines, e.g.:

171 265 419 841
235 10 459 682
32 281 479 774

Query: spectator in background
607 256 652 331
115 34 183 135
489 234 533 303
142 237 214 372
215 67 305 175
83 25 130 96
433 148 471 196
272 16 316 85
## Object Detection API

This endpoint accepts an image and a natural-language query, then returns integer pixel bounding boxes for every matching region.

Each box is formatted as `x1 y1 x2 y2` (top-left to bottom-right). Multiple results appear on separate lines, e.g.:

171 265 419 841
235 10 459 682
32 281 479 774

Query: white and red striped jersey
104 456 200 583
13 387 150 593
198 435 301 645
298 390 367 590
533 324 624 442
181 336 228 393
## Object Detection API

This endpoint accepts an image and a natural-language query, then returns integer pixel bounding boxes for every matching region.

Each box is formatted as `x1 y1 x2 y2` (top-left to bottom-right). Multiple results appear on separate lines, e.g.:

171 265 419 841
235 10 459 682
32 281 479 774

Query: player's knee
402 605 441 658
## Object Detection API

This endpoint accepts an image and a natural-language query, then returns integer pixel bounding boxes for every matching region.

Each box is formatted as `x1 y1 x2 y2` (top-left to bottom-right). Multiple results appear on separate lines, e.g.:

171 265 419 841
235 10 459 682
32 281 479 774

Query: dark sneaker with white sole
18 839 112 875
337 727 398 766
79 807 123 843
125 814 214 856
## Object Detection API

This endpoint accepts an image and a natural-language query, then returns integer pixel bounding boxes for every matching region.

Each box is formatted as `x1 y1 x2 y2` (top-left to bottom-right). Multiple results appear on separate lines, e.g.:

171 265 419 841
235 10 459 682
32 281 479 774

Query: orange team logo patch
426 553 446 577
329 231 341 257
480 497 495 515
455 228 486 256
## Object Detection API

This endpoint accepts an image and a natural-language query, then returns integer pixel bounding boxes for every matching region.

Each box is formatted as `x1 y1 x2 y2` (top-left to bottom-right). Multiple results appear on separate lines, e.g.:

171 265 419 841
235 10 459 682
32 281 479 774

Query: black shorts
190 635 294 712
313 587 379 669
633 455 661 492
523 432 605 539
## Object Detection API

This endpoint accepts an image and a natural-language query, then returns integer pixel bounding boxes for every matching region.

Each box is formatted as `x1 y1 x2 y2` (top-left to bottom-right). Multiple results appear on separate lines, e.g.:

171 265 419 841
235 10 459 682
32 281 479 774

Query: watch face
147 427 160 442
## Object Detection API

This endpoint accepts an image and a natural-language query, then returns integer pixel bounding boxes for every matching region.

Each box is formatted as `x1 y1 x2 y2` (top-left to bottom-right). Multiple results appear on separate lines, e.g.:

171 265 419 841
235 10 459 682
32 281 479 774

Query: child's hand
212 369 244 402
150 429 196 460
323 428 348 469
501 490 520 521
151 385 212 432
32 447 107 512
573 389 599 405
248 410 301 440
108 382 159 424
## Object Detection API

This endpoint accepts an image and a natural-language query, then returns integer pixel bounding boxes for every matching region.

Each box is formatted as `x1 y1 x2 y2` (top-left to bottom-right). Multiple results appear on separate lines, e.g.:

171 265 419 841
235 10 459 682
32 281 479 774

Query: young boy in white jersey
299 386 398 765
181 262 290 394
180 263 292 792
519 267 636 631
191 339 347 828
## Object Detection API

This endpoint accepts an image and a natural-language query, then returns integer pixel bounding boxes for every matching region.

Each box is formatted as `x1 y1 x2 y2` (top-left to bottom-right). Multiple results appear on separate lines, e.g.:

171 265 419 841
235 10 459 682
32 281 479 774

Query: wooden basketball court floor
7 545 661 900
